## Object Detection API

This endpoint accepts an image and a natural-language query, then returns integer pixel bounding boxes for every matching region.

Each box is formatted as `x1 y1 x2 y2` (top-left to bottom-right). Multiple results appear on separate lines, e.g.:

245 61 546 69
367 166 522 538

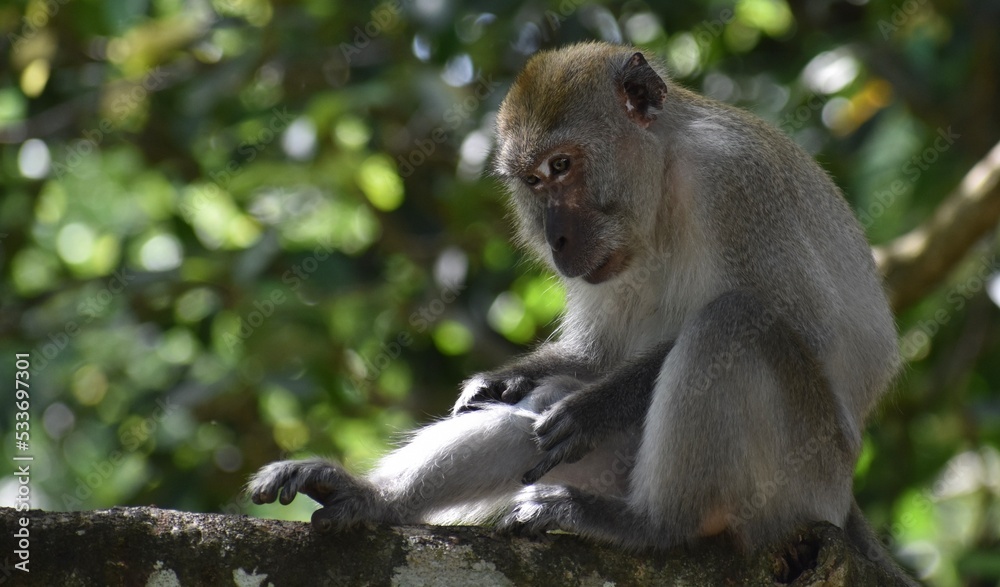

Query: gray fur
248 42 913 584
248 375 637 527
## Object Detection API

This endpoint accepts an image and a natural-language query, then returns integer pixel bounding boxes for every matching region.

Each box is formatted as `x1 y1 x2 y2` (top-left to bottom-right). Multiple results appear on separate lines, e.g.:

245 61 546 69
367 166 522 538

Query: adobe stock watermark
858 126 959 229
686 287 789 397
725 420 842 530
691 9 735 48
7 0 71 53
28 269 135 373
352 281 466 385
223 240 336 351
51 68 171 179
180 106 295 220
877 0 930 40
607 253 668 302
530 0 590 41
857 451 977 567
899 254 1000 360
902 126 961 179
59 397 176 509
339 1 403 63
647 8 735 76
219 494 251 517
778 94 829 135
219 449 293 518
395 74 501 177
584 251 669 323
577 447 637 504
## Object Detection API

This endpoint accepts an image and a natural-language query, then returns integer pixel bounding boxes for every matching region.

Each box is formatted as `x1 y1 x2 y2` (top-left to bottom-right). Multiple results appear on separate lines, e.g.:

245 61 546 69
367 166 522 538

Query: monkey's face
493 44 669 285
502 142 632 284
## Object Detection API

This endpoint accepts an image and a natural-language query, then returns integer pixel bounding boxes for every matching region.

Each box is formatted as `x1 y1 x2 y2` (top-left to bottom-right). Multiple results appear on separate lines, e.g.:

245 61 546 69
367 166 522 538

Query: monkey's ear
620 52 668 129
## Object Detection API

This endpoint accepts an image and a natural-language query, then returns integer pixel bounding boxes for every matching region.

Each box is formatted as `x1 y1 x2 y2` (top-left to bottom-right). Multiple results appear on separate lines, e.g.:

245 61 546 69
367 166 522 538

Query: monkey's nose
550 235 568 252
544 214 571 253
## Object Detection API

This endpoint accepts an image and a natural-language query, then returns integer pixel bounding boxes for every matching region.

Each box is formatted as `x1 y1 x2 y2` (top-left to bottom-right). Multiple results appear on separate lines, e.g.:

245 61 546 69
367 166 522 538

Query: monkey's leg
503 291 859 550
366 403 552 525
248 377 577 531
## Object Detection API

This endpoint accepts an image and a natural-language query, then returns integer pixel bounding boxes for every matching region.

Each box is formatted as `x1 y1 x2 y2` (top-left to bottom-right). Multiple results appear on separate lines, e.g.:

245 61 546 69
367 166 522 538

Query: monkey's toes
500 485 574 537
246 461 292 505
246 459 340 506
498 507 558 540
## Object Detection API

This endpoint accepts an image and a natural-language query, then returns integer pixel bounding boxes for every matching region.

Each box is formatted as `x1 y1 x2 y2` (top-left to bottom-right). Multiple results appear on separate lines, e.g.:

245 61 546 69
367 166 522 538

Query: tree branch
875 139 1000 312
0 506 912 586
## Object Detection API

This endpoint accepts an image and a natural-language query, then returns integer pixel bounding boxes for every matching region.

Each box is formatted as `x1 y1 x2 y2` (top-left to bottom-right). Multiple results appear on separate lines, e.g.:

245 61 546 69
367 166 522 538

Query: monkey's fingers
454 377 508 414
534 426 569 453
499 375 535 404
456 373 540 414
533 410 575 452
453 402 484 415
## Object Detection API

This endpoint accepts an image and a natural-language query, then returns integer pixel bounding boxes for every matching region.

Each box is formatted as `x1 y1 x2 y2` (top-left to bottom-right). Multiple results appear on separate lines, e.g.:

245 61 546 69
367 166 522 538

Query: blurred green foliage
1 0 999 584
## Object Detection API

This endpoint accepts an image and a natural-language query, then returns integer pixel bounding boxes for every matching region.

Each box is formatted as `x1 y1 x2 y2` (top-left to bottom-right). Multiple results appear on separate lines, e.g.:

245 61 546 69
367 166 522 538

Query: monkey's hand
246 458 391 532
522 392 603 484
520 343 669 483
452 371 537 415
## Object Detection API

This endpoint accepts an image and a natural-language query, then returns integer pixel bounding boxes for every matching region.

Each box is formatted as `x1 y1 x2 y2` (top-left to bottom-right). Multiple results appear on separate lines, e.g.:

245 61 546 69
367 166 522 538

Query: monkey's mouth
583 248 629 284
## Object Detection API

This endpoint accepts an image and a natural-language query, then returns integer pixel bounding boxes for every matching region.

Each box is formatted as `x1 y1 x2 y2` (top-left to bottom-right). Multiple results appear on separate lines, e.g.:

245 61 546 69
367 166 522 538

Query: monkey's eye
550 157 570 175
524 175 540 186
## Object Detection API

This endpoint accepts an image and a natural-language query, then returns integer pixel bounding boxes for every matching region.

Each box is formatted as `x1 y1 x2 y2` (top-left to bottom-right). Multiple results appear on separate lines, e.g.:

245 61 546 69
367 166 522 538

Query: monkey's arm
452 343 594 415
522 341 672 484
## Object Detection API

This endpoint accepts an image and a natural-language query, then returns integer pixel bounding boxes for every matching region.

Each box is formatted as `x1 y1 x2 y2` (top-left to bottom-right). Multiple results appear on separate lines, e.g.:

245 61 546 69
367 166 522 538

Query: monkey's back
670 87 899 422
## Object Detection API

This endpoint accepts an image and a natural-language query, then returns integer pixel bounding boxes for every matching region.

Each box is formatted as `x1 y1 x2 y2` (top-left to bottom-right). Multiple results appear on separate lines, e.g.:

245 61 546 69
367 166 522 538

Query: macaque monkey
249 42 913 583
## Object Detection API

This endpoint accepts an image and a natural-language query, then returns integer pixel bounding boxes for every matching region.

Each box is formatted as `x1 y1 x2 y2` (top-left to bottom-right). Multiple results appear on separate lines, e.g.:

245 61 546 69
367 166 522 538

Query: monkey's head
494 42 669 284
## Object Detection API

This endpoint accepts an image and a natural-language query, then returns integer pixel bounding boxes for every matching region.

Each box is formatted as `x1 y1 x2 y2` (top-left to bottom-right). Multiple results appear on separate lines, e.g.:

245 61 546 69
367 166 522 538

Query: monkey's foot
247 458 341 505
246 459 387 531
498 485 577 537
309 490 387 533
